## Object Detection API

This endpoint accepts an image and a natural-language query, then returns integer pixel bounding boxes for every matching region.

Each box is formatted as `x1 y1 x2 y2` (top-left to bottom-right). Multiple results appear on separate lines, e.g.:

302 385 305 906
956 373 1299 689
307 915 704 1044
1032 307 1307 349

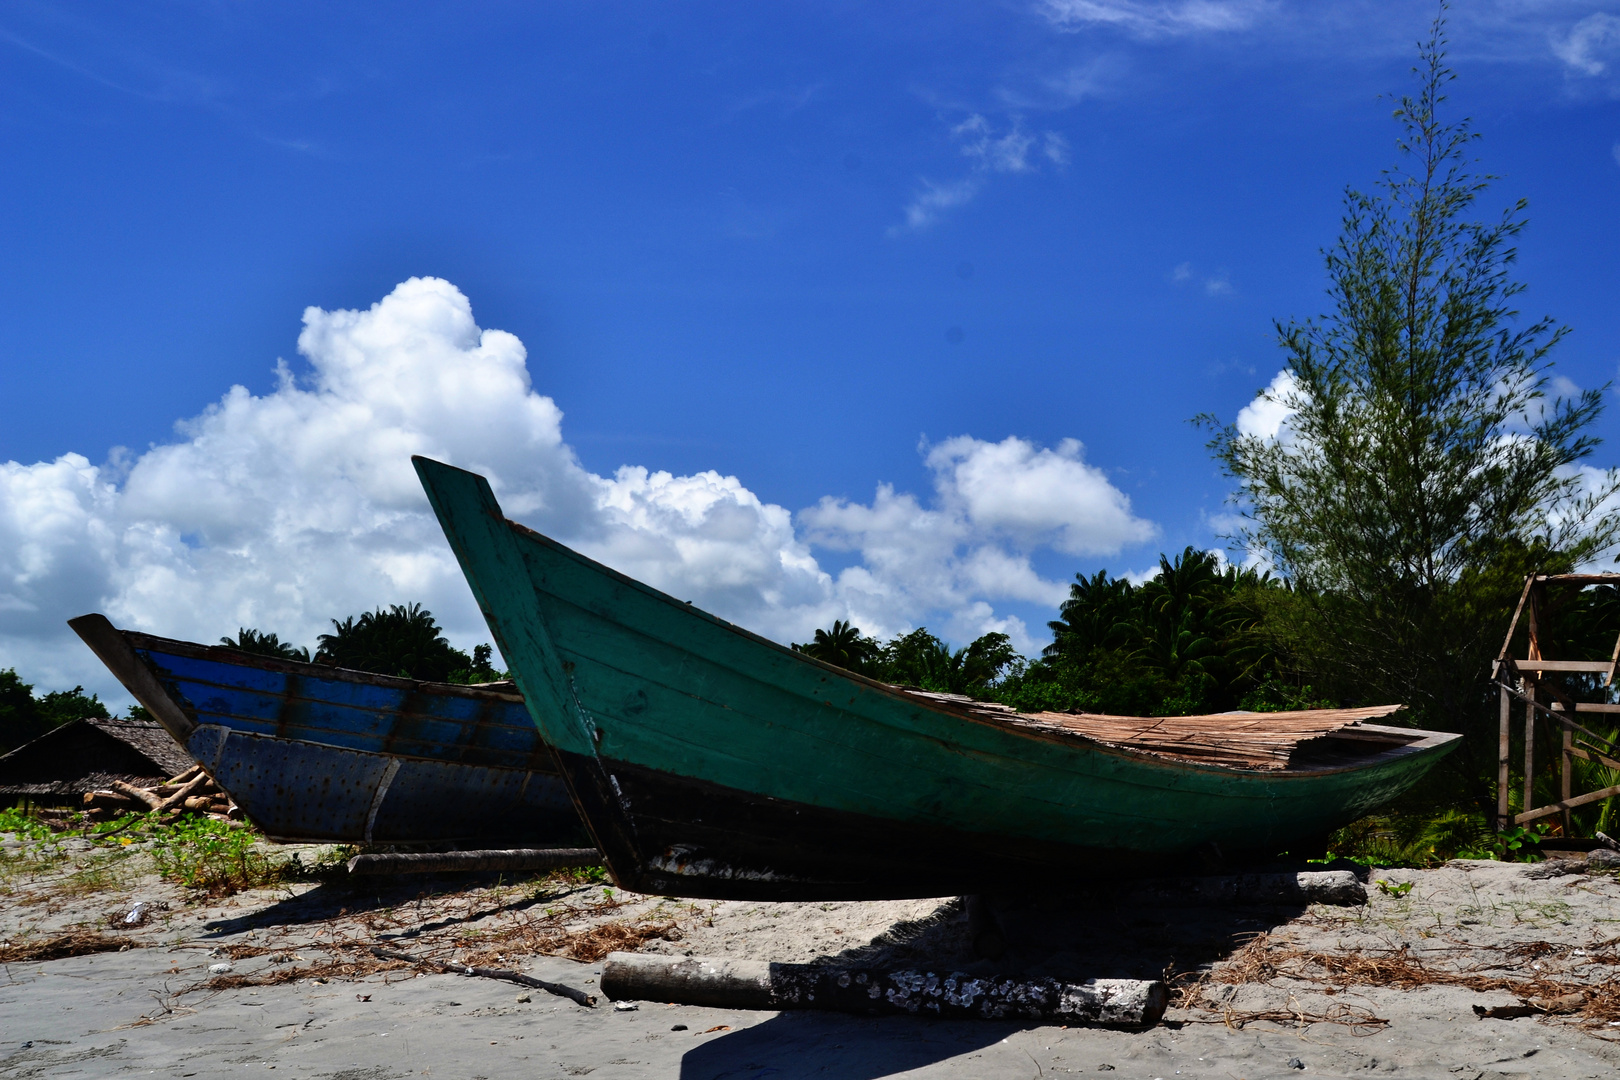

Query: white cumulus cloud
1 279 1158 700
803 435 1156 648
1235 369 1301 442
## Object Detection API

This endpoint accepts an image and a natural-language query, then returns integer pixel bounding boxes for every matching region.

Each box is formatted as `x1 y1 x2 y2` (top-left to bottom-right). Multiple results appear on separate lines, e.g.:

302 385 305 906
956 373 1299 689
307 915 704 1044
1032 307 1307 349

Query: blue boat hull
70 615 581 846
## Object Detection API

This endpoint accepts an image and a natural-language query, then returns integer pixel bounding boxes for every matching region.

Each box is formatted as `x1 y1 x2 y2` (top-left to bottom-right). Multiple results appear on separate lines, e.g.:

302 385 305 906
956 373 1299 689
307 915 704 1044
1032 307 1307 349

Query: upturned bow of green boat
69 614 579 846
414 456 1460 901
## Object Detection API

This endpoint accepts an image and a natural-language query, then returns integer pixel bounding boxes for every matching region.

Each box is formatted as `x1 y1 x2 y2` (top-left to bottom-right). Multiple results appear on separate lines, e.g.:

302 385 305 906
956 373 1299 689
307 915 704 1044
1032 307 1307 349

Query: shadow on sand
679 1011 1022 1080
198 871 600 938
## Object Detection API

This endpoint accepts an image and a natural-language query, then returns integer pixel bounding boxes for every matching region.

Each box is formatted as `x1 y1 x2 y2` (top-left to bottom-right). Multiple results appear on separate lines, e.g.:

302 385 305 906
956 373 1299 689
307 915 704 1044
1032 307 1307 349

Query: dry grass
159 884 688 1001
0 930 135 963
532 919 682 963
1178 931 1620 1030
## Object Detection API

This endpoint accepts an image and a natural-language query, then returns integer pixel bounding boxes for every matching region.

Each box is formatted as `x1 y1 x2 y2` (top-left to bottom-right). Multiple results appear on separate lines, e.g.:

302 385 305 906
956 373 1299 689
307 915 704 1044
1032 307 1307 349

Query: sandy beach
5 834 1620 1079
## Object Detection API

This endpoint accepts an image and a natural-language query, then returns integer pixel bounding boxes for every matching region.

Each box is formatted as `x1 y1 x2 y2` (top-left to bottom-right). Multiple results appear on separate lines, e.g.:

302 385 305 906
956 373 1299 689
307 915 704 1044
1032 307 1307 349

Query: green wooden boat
415 456 1460 901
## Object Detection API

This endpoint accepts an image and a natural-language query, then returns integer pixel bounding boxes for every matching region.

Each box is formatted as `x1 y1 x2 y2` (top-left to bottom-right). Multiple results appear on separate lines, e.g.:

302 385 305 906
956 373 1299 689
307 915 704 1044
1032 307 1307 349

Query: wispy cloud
895 178 983 233
893 115 1067 234
954 114 1038 173
1039 0 1267 39
1170 260 1234 296
1553 12 1620 76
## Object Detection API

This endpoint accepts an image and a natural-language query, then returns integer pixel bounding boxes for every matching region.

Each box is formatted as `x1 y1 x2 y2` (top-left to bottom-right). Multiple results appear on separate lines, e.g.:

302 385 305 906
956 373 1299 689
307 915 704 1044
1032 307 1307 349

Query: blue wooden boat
69 614 581 847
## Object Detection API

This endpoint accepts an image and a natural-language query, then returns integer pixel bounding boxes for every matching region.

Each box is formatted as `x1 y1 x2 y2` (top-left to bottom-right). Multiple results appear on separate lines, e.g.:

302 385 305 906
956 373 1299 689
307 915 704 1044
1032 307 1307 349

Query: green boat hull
416 457 1459 900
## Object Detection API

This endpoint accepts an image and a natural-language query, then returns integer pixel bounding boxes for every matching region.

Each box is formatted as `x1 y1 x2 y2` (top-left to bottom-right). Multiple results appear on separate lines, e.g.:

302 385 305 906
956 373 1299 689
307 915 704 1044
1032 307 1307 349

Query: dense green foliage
793 623 1020 697
794 548 1318 715
223 605 501 683
0 668 110 754
313 602 501 683
1000 547 1299 716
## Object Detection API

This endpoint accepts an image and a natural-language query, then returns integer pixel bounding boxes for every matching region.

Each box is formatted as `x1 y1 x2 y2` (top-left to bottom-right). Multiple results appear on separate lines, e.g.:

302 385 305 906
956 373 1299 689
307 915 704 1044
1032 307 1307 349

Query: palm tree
315 603 470 681
794 620 882 675
220 628 310 662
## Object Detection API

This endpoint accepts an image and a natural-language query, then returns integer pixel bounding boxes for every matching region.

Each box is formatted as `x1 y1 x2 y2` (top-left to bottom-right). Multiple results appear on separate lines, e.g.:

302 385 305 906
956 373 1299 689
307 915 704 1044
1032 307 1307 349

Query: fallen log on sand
600 952 1167 1027
346 847 600 876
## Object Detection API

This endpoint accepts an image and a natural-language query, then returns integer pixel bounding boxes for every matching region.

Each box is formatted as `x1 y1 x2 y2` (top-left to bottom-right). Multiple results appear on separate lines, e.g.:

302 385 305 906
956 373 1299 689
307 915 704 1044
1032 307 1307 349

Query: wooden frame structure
1493 573 1620 833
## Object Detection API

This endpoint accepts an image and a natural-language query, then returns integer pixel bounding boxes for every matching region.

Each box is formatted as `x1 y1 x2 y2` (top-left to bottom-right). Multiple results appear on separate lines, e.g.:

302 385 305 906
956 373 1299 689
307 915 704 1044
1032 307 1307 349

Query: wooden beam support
1510 660 1620 674
1495 575 1538 675
1568 746 1620 772
1496 681 1620 757
1516 782 1620 824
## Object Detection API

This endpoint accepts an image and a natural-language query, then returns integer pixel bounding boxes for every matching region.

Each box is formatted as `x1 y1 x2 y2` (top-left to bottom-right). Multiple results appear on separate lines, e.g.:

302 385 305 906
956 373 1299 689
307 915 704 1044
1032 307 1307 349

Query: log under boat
69 615 580 846
414 456 1460 900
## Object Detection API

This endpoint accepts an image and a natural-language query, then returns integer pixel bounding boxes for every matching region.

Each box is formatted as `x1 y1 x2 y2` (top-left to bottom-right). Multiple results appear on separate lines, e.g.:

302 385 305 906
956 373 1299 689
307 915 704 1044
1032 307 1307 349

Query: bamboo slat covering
901 691 1406 771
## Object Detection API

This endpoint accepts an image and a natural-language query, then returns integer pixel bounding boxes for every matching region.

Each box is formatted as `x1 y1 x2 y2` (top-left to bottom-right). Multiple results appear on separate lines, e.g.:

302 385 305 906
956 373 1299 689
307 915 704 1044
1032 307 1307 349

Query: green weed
147 816 294 896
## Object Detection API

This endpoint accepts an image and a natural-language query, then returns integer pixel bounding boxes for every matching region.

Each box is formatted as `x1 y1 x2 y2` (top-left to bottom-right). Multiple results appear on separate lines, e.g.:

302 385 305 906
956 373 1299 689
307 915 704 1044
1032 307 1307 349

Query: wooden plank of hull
69 614 582 847
414 457 1461 900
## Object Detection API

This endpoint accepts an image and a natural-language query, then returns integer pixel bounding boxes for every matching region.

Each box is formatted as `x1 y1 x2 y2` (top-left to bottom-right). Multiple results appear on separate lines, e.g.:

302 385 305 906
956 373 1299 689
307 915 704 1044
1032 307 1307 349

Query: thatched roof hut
0 717 195 806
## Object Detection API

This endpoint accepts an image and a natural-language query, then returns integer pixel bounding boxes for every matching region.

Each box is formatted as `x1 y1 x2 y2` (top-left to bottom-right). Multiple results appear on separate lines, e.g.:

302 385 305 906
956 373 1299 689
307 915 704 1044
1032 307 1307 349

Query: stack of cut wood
81 764 242 825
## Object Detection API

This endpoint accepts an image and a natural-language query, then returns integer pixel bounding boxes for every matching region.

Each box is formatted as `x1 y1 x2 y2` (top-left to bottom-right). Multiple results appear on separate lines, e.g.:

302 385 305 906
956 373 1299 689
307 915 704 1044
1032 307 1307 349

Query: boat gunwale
494 515 1460 782
118 625 525 703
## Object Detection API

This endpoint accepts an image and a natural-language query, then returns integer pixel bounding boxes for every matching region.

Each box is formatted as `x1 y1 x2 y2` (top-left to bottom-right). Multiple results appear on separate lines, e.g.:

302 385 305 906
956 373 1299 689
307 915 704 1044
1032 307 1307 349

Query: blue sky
4 1 1620 701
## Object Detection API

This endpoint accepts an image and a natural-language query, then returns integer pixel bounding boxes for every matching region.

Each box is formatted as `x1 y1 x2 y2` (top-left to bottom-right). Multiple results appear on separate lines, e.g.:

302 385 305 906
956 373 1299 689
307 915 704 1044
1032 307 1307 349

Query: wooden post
1524 682 1537 823
1524 587 1541 826
1562 725 1574 836
1499 683 1512 833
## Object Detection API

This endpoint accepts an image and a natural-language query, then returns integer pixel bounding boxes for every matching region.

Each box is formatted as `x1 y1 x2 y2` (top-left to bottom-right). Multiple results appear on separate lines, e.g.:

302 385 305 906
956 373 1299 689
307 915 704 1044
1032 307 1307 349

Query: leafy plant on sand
1323 808 1549 867
147 816 298 896
3 806 319 900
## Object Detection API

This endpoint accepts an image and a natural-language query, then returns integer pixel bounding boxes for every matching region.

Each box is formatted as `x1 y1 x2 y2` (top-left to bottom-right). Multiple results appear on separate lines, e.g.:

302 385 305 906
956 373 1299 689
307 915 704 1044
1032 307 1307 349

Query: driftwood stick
110 780 164 809
165 764 205 786
600 953 1166 1028
149 772 212 815
347 847 600 876
369 946 595 1007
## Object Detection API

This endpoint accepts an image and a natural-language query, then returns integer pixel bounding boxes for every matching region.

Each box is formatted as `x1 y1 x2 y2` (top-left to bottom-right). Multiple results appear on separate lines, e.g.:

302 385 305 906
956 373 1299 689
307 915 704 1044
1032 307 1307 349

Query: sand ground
5 834 1620 1079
